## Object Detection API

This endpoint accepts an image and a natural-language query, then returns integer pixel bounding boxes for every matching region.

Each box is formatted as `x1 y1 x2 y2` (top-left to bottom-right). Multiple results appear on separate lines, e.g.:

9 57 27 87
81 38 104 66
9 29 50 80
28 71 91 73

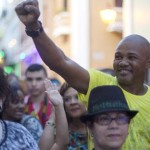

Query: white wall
123 0 150 41
123 0 150 83
70 0 90 69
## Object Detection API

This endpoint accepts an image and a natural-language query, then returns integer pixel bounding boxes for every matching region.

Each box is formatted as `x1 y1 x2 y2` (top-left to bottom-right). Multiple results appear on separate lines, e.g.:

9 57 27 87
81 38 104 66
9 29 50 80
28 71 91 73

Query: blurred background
0 0 150 84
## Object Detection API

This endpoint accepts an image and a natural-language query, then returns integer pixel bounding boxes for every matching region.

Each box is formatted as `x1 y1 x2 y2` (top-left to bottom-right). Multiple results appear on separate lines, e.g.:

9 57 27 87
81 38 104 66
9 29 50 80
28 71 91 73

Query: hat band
90 101 129 114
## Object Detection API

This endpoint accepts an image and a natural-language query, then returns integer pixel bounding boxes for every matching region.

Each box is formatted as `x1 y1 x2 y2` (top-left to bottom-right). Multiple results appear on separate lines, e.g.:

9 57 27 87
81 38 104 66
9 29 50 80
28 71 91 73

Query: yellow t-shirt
79 69 150 150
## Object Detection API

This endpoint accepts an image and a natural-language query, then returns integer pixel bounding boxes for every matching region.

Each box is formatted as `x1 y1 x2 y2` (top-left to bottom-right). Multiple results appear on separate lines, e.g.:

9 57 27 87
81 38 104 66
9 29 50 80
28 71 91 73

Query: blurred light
0 57 4 64
0 1 4 17
25 55 32 64
4 66 13 74
8 39 17 48
100 9 116 24
0 51 5 58
7 0 14 4
20 53 26 60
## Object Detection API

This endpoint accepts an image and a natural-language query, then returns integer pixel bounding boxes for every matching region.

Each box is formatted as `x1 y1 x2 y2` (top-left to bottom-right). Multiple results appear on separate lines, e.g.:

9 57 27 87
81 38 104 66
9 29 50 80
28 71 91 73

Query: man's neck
29 93 46 113
119 83 147 95
30 92 45 103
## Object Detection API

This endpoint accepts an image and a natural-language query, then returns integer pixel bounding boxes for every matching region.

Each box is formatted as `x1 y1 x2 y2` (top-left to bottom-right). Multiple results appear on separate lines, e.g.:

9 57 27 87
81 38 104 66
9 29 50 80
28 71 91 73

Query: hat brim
80 109 138 124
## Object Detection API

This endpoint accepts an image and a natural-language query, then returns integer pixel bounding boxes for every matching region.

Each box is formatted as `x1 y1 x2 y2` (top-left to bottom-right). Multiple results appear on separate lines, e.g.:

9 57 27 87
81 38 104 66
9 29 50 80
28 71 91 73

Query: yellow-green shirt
79 69 150 150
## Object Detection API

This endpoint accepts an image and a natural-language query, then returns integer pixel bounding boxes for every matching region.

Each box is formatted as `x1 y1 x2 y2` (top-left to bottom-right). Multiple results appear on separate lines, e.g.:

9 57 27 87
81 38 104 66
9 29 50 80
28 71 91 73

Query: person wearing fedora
80 85 138 150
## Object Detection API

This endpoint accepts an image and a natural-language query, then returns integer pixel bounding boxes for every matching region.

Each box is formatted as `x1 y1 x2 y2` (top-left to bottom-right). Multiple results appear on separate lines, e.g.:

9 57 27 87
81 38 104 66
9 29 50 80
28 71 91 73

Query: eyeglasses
95 115 130 126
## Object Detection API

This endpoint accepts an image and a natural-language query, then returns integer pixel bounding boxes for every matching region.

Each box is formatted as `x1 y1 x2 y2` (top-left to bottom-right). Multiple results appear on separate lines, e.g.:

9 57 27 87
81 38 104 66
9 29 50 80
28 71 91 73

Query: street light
100 8 116 24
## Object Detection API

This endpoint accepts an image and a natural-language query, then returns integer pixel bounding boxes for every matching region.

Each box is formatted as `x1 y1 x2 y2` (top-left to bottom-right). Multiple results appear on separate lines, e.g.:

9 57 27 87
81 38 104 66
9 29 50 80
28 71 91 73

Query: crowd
0 0 150 149
0 63 138 150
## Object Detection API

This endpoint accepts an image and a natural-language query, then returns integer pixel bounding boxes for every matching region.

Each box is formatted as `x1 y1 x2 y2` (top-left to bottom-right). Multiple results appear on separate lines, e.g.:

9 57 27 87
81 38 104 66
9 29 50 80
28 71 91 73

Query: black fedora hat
81 85 138 123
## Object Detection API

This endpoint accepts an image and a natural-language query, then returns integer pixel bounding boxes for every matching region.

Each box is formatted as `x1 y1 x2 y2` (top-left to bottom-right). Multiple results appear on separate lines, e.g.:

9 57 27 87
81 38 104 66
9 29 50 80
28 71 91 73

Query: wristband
46 120 56 127
25 21 43 38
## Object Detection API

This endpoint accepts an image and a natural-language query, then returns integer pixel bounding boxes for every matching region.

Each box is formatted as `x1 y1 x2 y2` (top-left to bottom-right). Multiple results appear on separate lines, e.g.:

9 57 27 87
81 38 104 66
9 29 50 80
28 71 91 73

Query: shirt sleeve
78 68 117 106
3 121 40 150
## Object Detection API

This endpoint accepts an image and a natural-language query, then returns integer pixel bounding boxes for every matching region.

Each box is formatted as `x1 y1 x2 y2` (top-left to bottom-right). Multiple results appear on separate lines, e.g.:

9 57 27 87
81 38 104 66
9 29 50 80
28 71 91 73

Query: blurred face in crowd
63 87 86 119
88 112 130 150
26 70 46 96
4 89 24 122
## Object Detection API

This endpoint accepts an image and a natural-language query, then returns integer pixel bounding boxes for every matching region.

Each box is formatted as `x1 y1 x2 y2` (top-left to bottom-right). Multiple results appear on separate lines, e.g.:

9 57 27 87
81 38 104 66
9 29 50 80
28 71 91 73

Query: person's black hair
0 68 9 98
59 82 70 97
86 117 95 128
59 82 73 123
7 73 20 87
2 84 24 118
25 63 47 77
0 68 9 119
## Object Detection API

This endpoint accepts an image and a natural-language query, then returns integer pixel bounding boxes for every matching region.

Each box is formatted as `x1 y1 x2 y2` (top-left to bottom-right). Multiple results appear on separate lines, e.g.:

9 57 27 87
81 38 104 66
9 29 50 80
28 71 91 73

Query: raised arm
15 0 89 94
39 79 69 150
39 105 56 149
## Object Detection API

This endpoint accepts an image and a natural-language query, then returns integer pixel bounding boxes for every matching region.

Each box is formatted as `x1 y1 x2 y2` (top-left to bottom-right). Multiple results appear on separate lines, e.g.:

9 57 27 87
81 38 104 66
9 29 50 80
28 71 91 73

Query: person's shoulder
5 120 28 131
5 120 22 126
21 114 41 125
88 68 103 80
21 115 43 130
21 115 43 143
5 120 32 136
88 68 115 78
145 85 150 95
88 68 99 74
88 68 116 85
146 84 150 89
22 114 35 120
4 120 39 150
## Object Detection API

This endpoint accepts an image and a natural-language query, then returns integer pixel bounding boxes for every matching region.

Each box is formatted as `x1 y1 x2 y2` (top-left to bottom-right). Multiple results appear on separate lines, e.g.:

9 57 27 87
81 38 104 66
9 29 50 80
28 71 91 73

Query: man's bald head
116 34 150 58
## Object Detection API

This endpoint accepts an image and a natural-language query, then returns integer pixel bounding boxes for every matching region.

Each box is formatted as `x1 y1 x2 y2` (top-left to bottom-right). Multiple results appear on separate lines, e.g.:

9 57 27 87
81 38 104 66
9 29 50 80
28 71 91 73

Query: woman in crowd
2 84 43 143
59 82 87 150
81 86 138 150
0 67 39 149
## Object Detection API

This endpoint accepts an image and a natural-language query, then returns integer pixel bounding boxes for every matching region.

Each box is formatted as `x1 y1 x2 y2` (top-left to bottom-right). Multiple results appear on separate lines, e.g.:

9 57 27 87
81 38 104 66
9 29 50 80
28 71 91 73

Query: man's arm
15 0 89 94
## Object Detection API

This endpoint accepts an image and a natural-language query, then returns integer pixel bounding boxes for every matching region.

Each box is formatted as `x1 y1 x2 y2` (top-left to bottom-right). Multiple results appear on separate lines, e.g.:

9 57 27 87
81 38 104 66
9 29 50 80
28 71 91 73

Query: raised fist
15 0 40 28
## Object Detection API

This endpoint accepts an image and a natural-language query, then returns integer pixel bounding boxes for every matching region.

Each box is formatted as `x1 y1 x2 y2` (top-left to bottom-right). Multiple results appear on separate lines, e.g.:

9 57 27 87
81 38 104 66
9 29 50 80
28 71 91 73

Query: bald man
15 0 150 149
